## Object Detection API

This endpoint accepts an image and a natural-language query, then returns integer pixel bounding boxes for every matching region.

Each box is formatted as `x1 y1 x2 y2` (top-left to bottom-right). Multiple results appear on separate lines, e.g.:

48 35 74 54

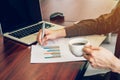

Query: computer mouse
50 12 64 21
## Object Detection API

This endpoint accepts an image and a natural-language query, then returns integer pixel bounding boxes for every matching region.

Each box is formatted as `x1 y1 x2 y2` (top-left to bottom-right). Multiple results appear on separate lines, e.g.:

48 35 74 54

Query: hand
83 45 118 70
37 29 58 45
37 28 66 45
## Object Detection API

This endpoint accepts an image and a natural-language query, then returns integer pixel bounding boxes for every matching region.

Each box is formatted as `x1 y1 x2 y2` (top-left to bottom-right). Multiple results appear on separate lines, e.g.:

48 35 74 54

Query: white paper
30 35 106 63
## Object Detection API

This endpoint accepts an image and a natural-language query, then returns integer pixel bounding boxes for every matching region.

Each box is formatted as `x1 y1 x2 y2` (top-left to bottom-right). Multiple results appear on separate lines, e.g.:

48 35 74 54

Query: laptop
1 0 63 45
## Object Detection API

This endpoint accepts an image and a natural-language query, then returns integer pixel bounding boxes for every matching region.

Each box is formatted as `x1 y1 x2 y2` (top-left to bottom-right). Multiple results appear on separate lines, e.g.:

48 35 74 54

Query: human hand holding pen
37 28 66 46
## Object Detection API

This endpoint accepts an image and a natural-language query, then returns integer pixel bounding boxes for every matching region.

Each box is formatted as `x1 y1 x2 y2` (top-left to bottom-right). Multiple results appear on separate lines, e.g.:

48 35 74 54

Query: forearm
65 1 120 37
110 57 120 74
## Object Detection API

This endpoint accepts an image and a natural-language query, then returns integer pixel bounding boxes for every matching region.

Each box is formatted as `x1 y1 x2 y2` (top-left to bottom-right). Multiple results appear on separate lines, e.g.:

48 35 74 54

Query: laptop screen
0 0 42 33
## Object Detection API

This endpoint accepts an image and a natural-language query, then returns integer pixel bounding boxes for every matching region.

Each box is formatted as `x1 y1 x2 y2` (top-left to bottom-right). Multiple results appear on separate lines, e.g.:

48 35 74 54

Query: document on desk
30 35 106 63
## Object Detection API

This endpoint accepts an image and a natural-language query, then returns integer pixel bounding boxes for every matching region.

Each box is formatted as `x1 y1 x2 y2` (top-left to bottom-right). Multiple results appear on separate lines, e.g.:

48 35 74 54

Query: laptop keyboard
9 23 53 39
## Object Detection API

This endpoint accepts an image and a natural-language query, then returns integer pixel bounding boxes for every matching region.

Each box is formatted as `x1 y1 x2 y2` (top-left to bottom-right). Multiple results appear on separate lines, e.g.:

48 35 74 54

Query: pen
41 22 45 45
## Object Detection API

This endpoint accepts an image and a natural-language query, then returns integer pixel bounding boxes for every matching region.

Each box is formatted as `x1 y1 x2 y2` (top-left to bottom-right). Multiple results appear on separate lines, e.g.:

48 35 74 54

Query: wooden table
0 0 118 80
0 36 88 80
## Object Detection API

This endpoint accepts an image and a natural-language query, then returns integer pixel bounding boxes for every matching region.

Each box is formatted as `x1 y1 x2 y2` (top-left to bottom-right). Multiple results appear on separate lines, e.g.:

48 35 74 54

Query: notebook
1 0 64 45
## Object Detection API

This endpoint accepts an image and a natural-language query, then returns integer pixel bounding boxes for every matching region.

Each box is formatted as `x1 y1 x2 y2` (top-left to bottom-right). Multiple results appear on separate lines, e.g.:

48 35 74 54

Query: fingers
83 53 94 65
37 29 48 45
41 36 48 46
83 47 93 55
83 45 100 56
83 53 99 68
83 45 98 65
83 53 91 60
83 45 102 69
37 29 42 44
84 45 100 50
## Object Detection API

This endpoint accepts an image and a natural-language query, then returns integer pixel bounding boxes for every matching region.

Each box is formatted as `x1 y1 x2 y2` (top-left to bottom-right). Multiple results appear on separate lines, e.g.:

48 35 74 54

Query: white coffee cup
69 38 89 57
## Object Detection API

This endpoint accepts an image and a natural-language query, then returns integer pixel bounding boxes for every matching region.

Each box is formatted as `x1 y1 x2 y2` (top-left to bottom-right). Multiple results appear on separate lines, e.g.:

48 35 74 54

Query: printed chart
43 46 61 59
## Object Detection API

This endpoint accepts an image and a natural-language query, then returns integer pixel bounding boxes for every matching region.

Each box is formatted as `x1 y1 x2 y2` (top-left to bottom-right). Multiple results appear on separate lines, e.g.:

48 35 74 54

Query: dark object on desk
50 12 64 22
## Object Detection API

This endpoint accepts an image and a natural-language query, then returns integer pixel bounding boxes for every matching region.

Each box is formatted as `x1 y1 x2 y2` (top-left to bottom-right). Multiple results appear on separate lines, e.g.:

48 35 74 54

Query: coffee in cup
69 38 89 57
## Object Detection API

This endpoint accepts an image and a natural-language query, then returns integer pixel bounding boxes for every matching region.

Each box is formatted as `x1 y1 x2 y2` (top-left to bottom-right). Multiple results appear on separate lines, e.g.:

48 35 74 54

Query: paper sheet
30 35 106 63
